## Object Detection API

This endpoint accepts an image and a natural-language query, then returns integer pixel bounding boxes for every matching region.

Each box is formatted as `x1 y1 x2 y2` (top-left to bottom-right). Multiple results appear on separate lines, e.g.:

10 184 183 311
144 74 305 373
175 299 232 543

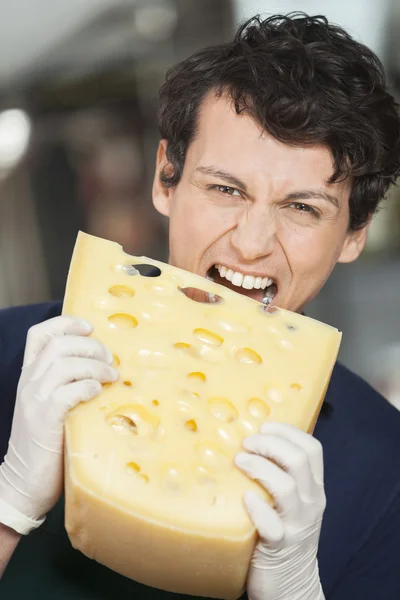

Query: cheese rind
63 231 341 599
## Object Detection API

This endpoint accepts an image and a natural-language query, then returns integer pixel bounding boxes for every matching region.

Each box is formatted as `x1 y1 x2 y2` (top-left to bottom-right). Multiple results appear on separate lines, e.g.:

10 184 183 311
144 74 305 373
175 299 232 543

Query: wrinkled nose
230 206 276 261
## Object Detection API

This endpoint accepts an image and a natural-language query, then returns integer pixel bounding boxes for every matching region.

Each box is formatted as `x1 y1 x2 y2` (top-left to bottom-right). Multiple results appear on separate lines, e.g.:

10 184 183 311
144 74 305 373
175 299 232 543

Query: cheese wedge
62 231 341 599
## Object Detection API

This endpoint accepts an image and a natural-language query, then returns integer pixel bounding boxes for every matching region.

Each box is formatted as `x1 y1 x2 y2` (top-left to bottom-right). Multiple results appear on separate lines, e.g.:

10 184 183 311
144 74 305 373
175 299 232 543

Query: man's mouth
206 264 278 305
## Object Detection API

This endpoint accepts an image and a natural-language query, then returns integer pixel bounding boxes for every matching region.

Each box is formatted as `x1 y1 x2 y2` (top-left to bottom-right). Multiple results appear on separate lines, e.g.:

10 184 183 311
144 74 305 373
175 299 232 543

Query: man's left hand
235 422 326 600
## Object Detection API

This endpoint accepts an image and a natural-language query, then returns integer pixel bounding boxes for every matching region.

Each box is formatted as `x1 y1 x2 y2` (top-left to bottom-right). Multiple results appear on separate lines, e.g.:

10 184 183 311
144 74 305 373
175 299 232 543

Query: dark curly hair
158 12 400 230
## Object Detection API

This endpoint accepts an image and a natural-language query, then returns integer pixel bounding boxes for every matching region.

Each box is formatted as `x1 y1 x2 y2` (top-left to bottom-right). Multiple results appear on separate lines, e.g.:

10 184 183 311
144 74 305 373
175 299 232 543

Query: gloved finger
38 357 118 399
260 422 324 485
243 490 284 548
52 379 103 414
29 380 104 452
242 433 315 501
235 451 300 520
24 316 93 367
31 335 114 381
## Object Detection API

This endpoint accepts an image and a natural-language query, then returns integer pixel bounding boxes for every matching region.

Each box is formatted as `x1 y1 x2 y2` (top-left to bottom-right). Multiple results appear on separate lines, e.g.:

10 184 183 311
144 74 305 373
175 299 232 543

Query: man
1 12 400 600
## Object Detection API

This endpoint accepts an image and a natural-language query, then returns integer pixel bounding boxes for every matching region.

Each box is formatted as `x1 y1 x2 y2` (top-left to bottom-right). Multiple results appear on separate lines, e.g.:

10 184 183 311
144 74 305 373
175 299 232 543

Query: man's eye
290 202 319 216
213 185 241 197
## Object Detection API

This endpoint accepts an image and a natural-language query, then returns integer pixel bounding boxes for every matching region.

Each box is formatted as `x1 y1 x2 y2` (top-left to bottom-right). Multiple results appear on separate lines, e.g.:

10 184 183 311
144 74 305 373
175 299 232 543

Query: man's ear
152 139 174 217
337 221 370 264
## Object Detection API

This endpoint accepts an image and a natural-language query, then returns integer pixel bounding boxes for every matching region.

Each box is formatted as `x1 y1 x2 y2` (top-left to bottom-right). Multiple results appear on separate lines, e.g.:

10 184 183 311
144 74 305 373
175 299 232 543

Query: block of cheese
62 231 341 600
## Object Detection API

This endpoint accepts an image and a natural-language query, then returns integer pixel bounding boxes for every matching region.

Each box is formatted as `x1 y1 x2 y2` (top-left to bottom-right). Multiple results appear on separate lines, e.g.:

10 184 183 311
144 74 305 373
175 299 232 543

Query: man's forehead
195 93 325 156
192 103 337 182
196 90 257 133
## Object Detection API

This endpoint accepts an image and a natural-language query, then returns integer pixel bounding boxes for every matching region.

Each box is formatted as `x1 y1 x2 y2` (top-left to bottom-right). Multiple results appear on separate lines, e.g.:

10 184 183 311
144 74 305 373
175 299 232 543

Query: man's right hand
0 316 118 535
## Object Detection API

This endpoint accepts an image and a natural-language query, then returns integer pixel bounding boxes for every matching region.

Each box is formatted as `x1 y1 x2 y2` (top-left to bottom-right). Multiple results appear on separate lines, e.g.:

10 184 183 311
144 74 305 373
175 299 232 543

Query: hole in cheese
133 264 161 277
215 425 240 447
108 313 138 329
174 342 190 350
162 466 186 493
265 387 284 403
208 398 238 423
187 371 206 383
108 285 135 298
126 462 140 474
291 383 302 391
247 398 270 419
235 347 262 365
184 419 198 432
187 344 224 364
179 287 223 304
193 463 216 485
112 355 120 367
195 441 232 473
117 264 139 276
106 405 160 435
123 381 132 387
152 399 160 406
107 414 138 435
140 474 150 483
193 328 223 347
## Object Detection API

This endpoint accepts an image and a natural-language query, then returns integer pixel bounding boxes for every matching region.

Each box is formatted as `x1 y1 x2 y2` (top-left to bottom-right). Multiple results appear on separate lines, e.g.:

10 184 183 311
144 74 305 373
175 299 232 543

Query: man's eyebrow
284 189 340 209
195 166 247 191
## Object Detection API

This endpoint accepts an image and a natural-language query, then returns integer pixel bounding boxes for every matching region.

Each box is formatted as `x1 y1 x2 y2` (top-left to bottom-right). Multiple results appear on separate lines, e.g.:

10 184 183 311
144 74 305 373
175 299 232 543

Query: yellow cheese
62 231 341 599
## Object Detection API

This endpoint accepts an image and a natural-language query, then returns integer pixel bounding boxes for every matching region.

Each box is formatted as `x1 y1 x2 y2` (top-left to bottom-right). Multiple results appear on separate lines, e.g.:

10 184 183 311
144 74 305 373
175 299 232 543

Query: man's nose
230 206 277 261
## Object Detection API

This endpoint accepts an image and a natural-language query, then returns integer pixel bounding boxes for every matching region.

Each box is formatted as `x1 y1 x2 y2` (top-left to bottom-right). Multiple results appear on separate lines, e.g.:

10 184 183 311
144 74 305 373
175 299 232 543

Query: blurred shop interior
0 0 399 407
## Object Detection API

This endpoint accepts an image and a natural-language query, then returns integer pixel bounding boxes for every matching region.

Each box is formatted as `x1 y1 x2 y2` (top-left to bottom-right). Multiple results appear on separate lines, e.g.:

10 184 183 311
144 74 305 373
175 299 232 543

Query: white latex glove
0 316 118 535
235 422 326 600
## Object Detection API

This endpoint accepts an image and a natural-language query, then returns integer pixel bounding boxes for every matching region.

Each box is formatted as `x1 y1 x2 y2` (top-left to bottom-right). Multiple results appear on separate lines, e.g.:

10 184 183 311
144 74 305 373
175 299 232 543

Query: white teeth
231 272 243 287
243 275 255 290
214 264 275 292
261 277 274 289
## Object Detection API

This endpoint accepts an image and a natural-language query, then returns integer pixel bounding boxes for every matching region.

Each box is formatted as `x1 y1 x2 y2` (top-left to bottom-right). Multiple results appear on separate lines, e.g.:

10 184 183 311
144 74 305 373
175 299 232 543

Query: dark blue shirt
1 301 400 599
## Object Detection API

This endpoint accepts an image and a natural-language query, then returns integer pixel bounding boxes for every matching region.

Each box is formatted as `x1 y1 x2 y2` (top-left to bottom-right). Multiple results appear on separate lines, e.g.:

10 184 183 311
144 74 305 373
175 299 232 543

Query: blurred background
0 0 399 407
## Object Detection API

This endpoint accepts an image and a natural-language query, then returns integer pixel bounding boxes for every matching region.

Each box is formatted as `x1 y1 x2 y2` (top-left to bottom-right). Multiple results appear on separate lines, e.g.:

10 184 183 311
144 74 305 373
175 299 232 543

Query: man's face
153 93 368 313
